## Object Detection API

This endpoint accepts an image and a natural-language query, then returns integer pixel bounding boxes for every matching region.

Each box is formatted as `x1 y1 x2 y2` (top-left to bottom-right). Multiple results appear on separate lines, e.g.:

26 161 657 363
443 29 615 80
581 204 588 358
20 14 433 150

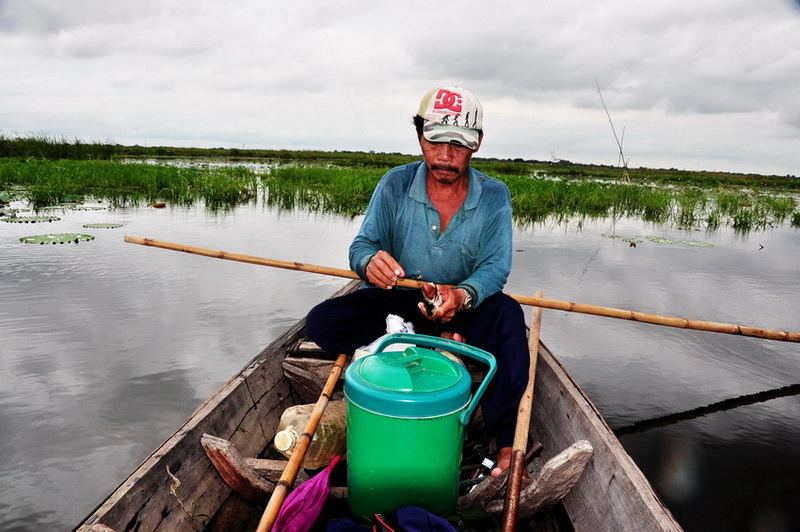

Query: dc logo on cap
433 89 463 113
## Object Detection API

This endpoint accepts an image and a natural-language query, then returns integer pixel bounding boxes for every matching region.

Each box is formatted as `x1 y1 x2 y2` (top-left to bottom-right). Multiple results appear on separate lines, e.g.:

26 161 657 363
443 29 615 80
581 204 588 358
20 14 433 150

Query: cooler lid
345 346 471 418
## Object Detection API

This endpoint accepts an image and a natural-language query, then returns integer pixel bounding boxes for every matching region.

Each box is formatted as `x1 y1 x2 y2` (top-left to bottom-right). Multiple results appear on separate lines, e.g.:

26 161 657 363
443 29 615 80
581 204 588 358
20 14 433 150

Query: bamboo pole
255 352 347 532
502 291 544 531
124 236 800 343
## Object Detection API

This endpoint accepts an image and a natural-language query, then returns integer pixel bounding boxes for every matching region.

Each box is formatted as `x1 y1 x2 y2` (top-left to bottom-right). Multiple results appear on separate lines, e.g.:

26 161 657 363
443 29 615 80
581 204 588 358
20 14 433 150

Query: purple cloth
274 455 341 532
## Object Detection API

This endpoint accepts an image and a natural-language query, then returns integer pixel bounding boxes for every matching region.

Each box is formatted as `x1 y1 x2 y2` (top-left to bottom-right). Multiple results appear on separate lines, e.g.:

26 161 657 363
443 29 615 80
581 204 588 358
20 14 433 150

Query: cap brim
422 121 480 151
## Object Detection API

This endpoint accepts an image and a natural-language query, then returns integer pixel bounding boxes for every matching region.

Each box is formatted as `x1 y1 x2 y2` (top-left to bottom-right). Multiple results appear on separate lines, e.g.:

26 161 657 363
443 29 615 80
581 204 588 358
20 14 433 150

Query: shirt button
432 225 437 230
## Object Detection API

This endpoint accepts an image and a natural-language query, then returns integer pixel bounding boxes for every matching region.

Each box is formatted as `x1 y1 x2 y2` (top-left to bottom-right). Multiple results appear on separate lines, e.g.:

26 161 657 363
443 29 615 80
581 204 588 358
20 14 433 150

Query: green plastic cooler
344 333 496 521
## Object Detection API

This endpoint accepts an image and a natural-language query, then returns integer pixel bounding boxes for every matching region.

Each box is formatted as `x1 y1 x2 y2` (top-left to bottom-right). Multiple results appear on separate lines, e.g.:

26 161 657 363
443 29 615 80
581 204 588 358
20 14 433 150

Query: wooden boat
76 281 683 531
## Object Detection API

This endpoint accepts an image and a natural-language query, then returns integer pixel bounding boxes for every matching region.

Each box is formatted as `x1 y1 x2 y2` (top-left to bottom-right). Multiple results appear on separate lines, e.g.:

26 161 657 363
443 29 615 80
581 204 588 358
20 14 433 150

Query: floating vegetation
641 236 675 244
602 234 714 247
640 235 714 247
83 223 123 229
680 241 715 248
3 215 61 223
39 203 108 212
20 233 95 245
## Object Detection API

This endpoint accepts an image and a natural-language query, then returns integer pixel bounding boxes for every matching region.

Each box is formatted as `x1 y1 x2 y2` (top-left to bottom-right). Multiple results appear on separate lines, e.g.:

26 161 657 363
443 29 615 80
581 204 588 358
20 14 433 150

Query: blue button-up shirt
349 160 513 308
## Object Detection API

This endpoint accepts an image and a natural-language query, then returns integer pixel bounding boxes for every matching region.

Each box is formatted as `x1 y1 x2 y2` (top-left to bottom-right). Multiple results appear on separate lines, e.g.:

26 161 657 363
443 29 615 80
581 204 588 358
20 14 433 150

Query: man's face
420 136 481 185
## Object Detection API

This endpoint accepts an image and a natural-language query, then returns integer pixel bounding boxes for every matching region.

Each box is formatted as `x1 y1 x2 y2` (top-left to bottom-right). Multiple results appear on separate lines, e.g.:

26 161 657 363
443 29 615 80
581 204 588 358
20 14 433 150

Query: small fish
421 283 444 316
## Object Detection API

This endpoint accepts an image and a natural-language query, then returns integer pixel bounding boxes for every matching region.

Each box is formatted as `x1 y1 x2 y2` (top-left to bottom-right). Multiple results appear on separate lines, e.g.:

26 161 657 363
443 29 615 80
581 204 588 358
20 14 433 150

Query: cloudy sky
2 0 799 176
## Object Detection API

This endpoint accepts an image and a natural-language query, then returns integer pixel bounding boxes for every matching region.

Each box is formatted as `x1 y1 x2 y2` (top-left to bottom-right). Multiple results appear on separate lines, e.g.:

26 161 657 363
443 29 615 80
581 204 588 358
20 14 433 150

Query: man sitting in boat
306 85 529 477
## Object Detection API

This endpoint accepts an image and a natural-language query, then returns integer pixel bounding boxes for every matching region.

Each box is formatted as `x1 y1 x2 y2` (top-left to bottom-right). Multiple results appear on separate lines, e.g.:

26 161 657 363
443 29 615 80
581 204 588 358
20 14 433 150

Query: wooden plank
201 434 276 504
282 358 327 404
282 356 348 403
486 440 594 518
531 343 683 531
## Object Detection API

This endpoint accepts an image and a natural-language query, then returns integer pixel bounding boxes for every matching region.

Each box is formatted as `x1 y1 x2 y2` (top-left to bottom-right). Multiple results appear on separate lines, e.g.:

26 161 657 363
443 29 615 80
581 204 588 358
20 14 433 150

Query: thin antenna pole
310 0 373 156
595 78 630 179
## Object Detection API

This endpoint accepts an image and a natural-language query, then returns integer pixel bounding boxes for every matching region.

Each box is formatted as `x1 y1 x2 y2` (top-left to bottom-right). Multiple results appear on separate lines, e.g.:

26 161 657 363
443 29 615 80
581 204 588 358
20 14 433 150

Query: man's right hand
366 250 405 289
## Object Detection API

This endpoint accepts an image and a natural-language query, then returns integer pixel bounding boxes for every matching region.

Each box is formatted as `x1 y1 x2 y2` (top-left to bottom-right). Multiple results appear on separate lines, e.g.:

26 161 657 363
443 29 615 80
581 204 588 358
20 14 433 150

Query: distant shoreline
1 132 797 183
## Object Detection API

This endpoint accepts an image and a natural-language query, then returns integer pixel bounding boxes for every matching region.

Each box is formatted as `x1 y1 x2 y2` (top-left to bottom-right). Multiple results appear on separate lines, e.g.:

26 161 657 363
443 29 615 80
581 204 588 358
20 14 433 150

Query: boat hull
76 281 681 531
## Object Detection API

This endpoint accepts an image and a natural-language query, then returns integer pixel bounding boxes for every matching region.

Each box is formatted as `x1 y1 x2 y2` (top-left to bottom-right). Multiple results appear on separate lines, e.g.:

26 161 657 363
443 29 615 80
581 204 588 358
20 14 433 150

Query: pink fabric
273 455 342 532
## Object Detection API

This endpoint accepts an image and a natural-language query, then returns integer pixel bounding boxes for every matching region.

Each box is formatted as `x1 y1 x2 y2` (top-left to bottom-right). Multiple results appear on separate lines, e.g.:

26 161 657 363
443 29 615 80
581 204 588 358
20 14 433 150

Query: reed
0 159 259 210
710 190 797 231
2 135 798 231
503 176 673 226
262 166 383 216
0 133 121 160
261 167 797 232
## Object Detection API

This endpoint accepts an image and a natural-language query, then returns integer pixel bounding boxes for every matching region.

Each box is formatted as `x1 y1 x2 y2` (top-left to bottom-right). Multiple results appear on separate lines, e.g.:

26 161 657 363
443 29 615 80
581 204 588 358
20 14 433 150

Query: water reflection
0 201 798 531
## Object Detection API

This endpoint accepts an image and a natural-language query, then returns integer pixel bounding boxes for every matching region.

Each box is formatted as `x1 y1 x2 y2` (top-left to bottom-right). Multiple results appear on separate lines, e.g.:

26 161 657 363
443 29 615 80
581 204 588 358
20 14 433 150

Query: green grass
262 166 799 232
0 133 120 160
2 135 798 230
0 159 259 210
262 166 384 216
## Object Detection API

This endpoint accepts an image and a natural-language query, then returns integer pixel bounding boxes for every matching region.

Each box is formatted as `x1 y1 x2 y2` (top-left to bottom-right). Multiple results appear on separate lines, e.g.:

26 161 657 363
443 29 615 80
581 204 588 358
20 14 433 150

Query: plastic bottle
273 400 347 469
465 457 495 494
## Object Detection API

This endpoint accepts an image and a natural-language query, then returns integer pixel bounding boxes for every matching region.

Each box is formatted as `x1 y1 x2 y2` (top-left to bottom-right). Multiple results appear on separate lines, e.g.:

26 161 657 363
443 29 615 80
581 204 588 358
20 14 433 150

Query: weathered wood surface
486 440 593 519
201 433 277 504
532 343 682 531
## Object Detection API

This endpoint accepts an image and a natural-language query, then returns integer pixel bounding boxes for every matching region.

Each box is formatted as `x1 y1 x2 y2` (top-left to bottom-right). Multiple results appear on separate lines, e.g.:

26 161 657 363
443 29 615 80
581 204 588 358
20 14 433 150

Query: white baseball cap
416 85 483 150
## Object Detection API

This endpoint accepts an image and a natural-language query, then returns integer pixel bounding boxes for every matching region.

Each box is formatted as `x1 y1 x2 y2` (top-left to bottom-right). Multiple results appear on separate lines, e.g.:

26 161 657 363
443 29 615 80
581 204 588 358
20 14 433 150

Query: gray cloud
1 0 799 175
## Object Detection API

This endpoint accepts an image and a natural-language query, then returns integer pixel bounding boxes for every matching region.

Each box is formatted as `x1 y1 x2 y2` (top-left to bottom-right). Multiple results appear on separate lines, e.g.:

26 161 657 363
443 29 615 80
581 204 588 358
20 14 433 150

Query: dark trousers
305 287 529 447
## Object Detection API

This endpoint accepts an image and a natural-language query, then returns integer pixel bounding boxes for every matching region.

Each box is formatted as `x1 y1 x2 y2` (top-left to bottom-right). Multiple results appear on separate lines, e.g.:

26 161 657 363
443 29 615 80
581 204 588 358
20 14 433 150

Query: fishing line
309 0 374 156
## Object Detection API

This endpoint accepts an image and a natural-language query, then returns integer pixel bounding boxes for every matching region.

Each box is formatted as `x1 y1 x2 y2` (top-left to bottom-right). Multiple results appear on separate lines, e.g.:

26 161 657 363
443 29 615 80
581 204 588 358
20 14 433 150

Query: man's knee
305 300 335 343
482 293 526 328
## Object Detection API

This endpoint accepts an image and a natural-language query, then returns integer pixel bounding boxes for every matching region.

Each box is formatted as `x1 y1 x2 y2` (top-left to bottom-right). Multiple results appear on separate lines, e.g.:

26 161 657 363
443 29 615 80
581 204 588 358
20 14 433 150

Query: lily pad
602 233 713 248
83 223 123 229
642 235 676 244
3 215 61 223
20 233 95 245
678 240 714 247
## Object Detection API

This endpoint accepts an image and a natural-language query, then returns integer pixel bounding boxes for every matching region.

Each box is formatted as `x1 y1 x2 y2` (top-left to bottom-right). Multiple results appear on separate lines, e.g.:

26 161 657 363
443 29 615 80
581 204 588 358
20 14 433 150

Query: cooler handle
373 332 497 426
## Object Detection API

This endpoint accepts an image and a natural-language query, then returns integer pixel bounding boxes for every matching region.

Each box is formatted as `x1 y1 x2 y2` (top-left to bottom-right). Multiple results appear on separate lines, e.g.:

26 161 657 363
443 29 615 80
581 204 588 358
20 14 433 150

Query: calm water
0 198 798 531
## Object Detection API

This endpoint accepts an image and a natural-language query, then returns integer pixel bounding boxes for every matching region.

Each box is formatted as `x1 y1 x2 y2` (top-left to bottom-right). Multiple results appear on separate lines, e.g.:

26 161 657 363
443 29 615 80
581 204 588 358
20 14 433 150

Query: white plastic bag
353 315 415 360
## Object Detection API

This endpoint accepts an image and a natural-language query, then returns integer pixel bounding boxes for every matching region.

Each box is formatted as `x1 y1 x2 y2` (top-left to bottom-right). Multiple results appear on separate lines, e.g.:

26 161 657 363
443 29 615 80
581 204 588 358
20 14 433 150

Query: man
306 85 529 476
